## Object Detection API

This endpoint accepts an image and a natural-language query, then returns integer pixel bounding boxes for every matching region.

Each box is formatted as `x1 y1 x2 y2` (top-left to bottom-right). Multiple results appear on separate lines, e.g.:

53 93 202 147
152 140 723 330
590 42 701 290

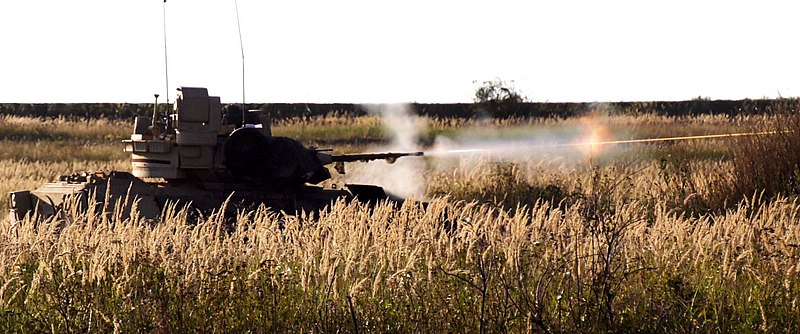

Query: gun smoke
343 104 428 198
344 104 619 199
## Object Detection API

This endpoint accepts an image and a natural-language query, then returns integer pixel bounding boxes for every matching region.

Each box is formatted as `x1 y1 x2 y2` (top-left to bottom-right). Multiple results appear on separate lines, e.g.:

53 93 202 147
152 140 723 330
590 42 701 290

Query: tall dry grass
729 109 800 199
1 114 800 331
1 195 798 332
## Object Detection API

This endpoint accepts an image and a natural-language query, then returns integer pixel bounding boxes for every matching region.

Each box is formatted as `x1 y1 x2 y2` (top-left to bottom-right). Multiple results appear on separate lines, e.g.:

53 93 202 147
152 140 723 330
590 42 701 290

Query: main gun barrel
330 151 424 164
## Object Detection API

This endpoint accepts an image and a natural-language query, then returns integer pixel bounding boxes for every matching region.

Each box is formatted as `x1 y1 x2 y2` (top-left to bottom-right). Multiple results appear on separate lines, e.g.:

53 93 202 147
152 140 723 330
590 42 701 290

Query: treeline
2 98 798 120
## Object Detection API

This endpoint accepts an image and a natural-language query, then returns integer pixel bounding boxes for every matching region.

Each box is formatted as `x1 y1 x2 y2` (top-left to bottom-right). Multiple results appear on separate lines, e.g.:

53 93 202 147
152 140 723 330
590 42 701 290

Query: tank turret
125 87 233 180
9 87 424 222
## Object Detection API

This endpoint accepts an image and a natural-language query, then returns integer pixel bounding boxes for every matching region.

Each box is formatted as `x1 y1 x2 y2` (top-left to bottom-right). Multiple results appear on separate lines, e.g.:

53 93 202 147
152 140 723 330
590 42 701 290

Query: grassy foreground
1 113 800 332
2 197 799 332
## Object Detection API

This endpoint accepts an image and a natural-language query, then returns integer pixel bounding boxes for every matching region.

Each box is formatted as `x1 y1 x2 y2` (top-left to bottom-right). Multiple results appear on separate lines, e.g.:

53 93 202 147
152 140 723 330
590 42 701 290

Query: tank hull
9 171 397 223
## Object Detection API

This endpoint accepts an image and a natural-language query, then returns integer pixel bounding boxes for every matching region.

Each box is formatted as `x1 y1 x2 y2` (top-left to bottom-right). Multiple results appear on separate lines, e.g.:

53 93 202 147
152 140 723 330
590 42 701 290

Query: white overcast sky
0 0 798 103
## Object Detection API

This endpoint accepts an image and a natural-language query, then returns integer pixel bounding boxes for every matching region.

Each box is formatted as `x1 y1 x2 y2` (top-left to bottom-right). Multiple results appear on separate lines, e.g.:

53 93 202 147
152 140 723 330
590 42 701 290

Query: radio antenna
162 0 170 107
234 0 246 121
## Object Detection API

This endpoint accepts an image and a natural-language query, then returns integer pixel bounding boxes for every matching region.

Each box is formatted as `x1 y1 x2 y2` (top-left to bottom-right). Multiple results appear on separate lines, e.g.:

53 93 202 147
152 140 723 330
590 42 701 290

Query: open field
1 111 800 332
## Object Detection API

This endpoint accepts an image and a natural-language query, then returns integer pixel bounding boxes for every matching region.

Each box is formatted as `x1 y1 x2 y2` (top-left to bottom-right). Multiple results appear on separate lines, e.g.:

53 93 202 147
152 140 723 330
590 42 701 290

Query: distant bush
472 78 527 118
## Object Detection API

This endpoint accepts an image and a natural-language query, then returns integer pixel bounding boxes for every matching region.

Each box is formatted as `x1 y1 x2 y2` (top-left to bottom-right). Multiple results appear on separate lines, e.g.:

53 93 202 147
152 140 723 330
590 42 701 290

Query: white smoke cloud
344 104 428 198
345 103 623 199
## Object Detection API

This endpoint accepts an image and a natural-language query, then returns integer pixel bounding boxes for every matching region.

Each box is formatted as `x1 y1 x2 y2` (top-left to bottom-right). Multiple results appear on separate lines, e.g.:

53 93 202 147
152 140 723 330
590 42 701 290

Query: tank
8 87 423 222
